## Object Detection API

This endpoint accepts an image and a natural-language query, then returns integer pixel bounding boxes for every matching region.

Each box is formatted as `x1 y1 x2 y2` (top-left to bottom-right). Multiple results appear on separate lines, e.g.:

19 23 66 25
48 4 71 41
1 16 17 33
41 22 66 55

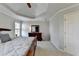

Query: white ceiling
4 3 37 18
0 3 76 21
46 3 75 18
5 3 48 18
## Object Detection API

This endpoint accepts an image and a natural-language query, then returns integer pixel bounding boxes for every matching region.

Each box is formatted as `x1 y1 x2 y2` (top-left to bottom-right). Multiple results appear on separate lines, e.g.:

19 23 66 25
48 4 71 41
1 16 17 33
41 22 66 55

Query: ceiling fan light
27 3 31 8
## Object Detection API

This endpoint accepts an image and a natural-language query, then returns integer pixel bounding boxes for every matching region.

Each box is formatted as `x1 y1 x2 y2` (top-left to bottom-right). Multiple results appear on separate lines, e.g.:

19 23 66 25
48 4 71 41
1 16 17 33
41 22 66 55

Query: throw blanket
0 37 34 56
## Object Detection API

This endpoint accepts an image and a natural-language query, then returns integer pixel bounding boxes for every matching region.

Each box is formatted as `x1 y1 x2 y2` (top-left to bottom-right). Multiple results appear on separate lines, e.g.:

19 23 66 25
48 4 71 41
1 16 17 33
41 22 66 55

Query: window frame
14 22 21 37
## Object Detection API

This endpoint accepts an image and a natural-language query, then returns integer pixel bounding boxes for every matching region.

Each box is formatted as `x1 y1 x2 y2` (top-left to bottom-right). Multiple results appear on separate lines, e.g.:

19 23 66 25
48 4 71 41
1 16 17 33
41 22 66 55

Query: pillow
0 34 11 43
0 31 9 34
0 39 1 44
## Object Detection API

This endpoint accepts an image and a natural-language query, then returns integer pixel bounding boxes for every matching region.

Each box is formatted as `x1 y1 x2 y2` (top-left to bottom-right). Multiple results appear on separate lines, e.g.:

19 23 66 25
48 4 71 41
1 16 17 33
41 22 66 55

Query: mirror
31 25 39 32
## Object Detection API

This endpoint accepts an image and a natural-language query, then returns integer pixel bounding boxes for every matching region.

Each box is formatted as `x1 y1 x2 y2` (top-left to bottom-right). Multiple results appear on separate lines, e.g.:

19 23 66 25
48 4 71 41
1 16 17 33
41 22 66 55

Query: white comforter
0 37 34 56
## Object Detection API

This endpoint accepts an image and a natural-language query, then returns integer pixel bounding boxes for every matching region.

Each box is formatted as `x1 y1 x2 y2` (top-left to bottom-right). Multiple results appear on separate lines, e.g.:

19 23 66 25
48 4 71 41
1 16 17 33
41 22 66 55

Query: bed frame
0 28 11 31
0 28 37 56
25 37 37 56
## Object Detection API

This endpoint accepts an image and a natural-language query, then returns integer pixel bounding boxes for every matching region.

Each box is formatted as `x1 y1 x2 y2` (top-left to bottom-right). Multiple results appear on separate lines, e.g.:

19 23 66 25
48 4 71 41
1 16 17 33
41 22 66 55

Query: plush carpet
35 41 72 56
35 47 71 56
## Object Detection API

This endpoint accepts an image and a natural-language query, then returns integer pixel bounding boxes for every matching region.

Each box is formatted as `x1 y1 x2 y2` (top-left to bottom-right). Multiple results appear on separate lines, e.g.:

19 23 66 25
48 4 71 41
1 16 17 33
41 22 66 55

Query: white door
64 11 79 55
64 14 71 52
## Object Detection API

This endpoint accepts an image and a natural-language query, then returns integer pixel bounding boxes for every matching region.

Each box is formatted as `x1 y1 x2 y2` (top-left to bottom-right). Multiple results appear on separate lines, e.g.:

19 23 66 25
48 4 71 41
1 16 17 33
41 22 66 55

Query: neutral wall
0 12 50 41
49 8 79 55
23 21 50 41
0 13 15 39
49 13 64 50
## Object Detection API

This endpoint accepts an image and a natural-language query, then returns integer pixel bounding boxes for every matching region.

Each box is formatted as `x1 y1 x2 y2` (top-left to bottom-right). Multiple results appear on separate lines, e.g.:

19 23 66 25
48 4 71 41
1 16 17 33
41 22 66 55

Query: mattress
0 37 34 56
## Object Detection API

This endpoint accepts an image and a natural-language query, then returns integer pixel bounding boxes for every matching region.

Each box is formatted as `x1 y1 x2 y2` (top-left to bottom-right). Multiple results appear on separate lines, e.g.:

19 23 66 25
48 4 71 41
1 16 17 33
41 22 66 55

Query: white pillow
0 31 9 34
0 39 1 44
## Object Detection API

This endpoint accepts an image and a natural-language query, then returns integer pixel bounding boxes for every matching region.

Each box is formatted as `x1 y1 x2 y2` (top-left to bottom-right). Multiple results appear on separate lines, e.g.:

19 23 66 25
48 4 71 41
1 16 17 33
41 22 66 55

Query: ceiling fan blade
27 3 31 8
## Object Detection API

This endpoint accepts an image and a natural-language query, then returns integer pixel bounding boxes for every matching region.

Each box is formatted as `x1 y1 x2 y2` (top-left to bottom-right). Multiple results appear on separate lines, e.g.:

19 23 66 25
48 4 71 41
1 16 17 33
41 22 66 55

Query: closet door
64 11 79 55
64 14 72 52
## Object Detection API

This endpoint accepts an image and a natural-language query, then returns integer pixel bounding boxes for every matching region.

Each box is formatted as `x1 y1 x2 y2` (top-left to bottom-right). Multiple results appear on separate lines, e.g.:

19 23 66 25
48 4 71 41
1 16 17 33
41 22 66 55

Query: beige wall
49 12 64 50
23 21 50 41
0 13 15 39
0 13 50 41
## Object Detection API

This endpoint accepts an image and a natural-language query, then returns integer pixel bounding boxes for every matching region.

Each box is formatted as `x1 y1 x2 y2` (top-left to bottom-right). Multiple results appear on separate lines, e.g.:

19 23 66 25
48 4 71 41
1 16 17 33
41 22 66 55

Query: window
15 22 31 37
15 22 20 37
22 23 29 37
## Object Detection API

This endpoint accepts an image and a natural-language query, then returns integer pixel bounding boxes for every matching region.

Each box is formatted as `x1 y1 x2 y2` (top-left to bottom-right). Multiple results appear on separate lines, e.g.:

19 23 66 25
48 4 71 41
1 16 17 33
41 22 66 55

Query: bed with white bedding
0 28 37 56
0 37 37 56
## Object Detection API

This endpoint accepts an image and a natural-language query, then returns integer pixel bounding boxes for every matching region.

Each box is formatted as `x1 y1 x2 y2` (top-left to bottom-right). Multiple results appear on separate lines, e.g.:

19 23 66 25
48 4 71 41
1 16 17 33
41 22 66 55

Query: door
64 11 79 55
64 14 71 52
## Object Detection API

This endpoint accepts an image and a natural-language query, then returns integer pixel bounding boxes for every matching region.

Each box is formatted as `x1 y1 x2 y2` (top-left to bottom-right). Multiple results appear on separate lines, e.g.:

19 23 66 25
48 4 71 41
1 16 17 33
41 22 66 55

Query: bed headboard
0 28 11 31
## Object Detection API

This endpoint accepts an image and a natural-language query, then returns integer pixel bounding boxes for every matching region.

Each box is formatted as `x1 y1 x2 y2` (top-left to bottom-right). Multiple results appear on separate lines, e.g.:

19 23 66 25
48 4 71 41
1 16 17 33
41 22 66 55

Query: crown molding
0 4 47 21
49 4 79 21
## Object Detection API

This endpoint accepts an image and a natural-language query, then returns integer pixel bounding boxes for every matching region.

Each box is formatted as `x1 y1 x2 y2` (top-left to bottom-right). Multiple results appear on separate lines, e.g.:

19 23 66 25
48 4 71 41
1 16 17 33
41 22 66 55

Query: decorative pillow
0 34 11 43
0 39 1 44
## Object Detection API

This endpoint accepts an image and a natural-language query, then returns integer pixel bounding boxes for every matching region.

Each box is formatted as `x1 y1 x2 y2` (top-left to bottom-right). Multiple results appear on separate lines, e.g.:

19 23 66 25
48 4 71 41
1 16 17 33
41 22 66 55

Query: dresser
28 32 42 41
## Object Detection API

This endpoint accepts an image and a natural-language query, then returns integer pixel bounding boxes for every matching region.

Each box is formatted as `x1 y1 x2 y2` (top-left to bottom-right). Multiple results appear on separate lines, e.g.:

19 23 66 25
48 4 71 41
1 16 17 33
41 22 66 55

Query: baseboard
50 41 74 56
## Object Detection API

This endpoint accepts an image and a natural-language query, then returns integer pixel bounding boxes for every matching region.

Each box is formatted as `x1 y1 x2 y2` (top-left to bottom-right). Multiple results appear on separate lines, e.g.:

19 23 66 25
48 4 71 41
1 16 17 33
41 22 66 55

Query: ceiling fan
27 3 31 8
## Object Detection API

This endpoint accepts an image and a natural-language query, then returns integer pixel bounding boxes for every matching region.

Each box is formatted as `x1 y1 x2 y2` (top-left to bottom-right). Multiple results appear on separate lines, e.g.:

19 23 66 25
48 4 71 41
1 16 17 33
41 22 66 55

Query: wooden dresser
28 32 42 41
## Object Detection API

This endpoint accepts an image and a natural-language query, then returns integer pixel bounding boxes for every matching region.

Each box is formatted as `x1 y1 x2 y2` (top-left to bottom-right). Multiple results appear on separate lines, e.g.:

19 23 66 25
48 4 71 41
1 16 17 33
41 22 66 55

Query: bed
0 28 37 56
